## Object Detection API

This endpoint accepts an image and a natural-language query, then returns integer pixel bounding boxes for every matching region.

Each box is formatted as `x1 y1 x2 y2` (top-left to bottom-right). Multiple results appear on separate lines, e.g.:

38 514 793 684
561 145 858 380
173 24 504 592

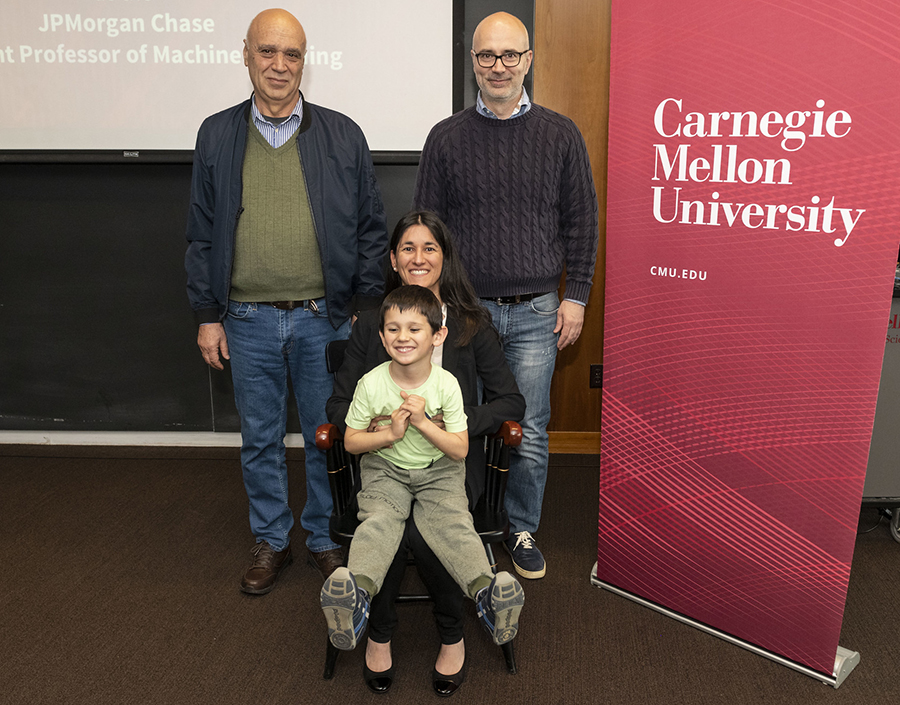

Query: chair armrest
316 423 342 451
492 420 523 448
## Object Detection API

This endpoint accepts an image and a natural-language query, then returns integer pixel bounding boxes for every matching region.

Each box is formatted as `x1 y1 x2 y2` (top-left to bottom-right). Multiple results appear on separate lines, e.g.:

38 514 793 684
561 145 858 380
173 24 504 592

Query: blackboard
0 161 418 433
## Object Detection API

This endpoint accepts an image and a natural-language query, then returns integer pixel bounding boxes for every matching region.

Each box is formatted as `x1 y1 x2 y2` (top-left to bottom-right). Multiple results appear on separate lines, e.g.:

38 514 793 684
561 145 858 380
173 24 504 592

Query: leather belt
263 299 319 312
479 292 549 305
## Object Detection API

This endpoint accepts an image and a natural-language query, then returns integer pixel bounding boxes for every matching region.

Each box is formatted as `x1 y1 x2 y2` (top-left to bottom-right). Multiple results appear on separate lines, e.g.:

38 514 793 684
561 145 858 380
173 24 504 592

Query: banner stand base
832 647 861 687
591 563 860 688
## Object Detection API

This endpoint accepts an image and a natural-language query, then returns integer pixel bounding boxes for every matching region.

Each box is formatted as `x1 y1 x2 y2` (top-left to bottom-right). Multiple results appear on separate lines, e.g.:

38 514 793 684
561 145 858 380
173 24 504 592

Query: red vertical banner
599 0 900 678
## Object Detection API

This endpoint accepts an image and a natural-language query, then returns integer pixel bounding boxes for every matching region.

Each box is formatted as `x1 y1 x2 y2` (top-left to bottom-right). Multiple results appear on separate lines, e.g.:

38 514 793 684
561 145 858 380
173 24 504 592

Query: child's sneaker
320 567 370 650
475 571 524 645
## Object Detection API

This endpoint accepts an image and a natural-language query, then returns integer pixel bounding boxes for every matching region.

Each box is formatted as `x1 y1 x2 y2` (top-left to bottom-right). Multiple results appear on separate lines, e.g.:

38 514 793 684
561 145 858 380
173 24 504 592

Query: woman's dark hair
386 210 491 346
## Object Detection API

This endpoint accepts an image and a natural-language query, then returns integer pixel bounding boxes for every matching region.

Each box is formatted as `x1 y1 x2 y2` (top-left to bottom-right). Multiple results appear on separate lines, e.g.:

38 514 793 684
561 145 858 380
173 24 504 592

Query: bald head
471 12 532 119
472 12 529 50
243 9 307 117
246 9 306 47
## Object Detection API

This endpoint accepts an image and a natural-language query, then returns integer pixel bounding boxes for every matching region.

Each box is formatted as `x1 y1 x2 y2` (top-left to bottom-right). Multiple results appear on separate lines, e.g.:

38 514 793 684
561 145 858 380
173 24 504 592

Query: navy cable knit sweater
413 104 599 303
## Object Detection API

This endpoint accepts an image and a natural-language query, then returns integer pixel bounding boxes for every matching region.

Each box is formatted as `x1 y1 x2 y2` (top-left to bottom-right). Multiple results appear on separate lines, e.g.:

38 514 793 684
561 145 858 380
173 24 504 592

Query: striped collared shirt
476 88 532 120
250 93 304 148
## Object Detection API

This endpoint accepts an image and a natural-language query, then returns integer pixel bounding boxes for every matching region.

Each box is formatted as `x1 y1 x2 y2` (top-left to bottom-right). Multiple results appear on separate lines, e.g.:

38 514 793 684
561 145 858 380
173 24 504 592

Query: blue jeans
224 299 349 552
482 291 559 534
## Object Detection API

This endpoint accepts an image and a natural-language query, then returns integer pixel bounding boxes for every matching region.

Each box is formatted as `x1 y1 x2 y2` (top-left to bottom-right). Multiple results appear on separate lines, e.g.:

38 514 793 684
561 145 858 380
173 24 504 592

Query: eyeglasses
473 50 529 68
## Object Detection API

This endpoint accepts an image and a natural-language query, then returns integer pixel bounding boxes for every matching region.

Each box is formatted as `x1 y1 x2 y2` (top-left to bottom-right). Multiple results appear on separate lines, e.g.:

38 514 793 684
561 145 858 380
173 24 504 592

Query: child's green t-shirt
345 361 468 469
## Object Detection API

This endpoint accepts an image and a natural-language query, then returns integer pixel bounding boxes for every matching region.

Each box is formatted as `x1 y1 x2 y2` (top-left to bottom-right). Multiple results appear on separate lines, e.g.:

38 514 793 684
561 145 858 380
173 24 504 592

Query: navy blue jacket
185 94 388 328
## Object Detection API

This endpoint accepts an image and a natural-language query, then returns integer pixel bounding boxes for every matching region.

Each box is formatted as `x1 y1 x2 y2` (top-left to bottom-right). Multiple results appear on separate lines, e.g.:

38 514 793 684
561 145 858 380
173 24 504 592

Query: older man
185 9 387 593
414 12 599 580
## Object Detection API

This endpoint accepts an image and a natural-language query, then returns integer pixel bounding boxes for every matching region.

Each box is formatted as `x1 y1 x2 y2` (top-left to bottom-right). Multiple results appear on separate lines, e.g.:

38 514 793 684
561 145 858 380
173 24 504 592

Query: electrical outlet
590 364 603 388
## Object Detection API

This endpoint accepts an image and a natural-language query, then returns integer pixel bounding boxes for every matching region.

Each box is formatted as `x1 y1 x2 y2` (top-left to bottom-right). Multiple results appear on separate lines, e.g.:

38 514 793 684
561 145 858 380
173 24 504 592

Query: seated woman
326 210 525 696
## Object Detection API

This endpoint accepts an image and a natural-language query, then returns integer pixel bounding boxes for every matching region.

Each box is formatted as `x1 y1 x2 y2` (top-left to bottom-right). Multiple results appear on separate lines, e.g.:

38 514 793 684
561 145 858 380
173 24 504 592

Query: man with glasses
414 11 599 580
185 8 387 594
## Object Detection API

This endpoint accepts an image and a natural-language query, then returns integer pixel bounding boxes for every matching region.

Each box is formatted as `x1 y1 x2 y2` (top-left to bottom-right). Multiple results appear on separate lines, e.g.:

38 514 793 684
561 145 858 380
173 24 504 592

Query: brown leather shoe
240 541 292 595
307 547 345 579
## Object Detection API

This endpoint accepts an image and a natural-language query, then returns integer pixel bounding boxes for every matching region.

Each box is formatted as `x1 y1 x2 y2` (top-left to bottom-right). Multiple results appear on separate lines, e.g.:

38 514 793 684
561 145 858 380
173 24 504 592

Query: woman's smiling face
390 224 444 299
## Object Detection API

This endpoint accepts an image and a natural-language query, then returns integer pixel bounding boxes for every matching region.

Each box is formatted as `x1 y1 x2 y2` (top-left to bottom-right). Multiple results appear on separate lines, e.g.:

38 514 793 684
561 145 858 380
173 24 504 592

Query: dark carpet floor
0 445 897 705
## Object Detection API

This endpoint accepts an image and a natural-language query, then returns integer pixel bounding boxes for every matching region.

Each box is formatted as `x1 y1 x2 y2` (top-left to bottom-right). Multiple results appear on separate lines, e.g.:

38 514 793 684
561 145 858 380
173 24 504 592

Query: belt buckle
270 300 299 310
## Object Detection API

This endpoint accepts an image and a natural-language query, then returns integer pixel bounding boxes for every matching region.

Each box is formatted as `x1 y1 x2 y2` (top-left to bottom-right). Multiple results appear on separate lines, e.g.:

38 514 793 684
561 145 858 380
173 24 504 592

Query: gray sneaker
320 567 370 650
475 571 525 645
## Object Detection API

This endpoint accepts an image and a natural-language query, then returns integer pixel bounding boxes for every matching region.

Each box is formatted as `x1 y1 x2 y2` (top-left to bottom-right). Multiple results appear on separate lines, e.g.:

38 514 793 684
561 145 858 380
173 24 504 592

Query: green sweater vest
230 123 325 302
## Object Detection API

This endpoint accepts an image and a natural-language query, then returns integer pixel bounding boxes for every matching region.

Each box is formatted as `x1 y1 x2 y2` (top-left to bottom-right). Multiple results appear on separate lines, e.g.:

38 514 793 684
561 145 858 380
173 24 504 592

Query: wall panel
535 0 610 448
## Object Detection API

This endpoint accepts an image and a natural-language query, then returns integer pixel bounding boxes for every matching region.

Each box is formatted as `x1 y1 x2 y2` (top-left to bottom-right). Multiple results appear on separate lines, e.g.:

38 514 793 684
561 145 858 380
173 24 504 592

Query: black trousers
366 511 466 645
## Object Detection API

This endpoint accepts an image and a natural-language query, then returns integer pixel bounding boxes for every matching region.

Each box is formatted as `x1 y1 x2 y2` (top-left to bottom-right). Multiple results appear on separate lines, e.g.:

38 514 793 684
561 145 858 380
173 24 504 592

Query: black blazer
325 308 525 504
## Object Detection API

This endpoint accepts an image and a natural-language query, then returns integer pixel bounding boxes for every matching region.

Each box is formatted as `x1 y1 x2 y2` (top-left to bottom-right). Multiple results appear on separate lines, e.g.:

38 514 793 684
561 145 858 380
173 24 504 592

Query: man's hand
197 323 229 370
554 300 585 350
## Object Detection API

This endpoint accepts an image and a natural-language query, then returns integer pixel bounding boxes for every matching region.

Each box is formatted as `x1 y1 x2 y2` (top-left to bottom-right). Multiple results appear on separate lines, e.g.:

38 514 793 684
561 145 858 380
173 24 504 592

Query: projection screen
0 0 454 154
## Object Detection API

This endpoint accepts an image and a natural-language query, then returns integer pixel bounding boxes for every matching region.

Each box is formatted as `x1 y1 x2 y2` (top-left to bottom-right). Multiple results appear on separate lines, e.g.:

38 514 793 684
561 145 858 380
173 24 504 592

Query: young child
320 285 524 651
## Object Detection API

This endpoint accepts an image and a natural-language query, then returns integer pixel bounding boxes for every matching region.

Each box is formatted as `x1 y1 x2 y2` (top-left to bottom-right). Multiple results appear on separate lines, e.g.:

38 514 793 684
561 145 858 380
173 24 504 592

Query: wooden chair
316 341 522 679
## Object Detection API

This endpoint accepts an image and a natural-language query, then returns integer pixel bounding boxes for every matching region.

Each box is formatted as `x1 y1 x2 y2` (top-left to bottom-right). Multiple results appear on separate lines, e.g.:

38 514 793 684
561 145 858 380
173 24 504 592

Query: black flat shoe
432 660 466 698
363 662 394 694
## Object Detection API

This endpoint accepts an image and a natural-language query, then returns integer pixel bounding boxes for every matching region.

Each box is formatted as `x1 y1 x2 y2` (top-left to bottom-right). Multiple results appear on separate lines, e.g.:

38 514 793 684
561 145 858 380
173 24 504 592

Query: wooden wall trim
549 431 601 455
